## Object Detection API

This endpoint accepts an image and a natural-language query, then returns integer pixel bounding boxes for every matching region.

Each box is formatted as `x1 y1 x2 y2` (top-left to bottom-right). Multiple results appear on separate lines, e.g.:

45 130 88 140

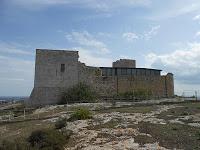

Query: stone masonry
113 59 136 68
29 49 174 106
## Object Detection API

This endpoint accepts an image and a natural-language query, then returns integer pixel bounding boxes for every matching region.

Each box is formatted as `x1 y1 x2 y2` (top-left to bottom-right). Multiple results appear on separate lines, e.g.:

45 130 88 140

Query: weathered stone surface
29 49 174 106
113 59 136 68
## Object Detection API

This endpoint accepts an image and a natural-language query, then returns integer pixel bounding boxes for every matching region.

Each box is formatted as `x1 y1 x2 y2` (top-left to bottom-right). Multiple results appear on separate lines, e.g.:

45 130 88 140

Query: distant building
29 49 174 106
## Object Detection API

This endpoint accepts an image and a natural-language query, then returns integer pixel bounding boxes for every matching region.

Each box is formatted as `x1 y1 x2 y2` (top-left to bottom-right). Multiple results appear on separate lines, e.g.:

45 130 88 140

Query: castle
29 49 174 106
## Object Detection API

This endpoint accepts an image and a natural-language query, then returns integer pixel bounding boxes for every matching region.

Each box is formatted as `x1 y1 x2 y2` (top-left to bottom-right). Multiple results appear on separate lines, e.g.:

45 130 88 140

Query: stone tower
29 49 79 106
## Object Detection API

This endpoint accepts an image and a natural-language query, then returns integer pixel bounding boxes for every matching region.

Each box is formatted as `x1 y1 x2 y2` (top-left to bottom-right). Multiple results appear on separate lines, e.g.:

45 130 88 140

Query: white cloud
144 25 160 40
0 55 34 96
119 55 131 59
78 47 113 67
146 42 200 85
0 78 25 81
122 32 139 42
66 31 110 54
97 32 111 38
173 3 200 17
193 14 200 20
11 0 151 11
149 1 200 20
0 41 33 56
123 25 160 42
0 41 34 96
11 0 70 6
193 14 200 24
195 31 200 37
56 31 114 66
0 55 34 79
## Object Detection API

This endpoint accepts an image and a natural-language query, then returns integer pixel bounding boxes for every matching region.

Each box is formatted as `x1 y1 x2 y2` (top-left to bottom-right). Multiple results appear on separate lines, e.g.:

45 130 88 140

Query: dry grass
97 105 157 113
0 119 54 143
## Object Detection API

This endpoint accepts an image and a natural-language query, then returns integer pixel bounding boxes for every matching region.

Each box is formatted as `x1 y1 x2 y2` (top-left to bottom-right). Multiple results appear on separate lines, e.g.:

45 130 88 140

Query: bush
0 129 72 150
68 107 92 121
27 129 67 150
61 129 73 139
118 89 153 100
0 139 33 150
61 82 98 104
55 118 67 129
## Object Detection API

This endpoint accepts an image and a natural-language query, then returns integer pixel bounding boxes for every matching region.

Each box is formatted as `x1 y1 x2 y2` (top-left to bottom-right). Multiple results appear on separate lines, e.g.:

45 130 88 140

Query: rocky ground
62 105 186 149
1 98 200 149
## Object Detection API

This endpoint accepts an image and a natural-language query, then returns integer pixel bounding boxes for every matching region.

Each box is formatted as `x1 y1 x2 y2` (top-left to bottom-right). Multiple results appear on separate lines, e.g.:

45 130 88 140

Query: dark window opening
102 69 106 76
115 68 117 76
61 64 65 72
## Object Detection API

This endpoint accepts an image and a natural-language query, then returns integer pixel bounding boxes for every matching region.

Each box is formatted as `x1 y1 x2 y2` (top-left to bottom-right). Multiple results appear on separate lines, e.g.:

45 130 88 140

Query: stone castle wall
34 49 79 88
161 73 174 97
30 49 79 106
113 59 136 68
29 49 174 106
92 75 174 98
29 87 65 106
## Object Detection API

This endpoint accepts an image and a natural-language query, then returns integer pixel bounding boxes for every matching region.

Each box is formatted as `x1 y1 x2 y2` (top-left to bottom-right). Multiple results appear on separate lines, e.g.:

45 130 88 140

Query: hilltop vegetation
1 99 200 149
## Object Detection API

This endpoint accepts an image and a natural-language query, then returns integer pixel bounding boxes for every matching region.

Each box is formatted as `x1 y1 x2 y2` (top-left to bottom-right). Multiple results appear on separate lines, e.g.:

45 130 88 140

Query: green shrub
119 91 134 99
0 139 33 150
61 82 98 104
118 89 152 100
68 107 92 121
196 132 200 140
27 129 67 150
134 90 148 99
181 111 190 116
55 118 67 129
61 129 73 139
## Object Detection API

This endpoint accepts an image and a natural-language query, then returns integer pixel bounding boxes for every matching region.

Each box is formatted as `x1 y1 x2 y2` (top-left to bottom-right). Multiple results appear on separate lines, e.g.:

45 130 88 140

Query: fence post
9 111 11 121
66 101 68 112
182 92 185 101
195 91 198 101
52 109 54 117
24 108 26 120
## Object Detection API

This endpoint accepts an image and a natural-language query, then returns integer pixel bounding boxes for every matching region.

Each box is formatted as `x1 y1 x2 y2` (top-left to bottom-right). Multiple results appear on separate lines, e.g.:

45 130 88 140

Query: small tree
0 140 31 150
61 82 97 104
68 107 92 121
55 118 67 129
28 129 66 150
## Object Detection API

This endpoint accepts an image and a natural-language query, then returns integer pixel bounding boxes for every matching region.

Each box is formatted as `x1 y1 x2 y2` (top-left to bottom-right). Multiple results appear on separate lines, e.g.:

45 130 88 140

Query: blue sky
1 0 200 96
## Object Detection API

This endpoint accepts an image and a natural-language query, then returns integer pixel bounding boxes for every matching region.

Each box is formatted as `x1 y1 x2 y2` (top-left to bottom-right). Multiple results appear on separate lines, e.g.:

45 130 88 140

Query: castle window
115 68 117 76
102 69 106 76
61 64 65 72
